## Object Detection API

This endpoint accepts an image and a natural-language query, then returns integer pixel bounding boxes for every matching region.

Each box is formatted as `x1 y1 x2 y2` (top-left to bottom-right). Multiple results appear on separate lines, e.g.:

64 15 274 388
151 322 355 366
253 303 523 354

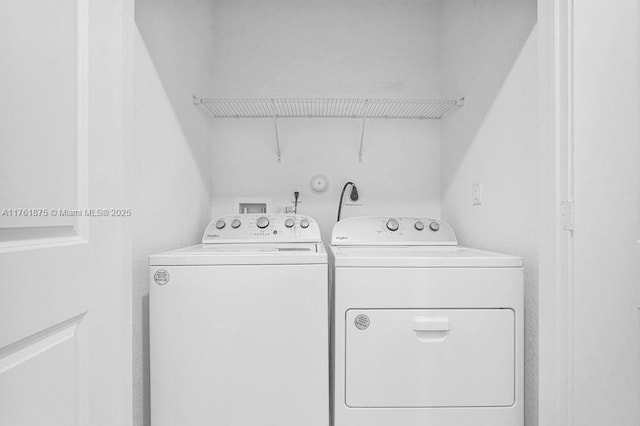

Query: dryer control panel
202 214 322 244
331 216 457 246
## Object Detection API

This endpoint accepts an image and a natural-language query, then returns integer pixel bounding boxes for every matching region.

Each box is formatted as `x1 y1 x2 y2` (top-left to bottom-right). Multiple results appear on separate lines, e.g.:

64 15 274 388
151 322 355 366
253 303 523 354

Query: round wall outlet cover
310 175 329 194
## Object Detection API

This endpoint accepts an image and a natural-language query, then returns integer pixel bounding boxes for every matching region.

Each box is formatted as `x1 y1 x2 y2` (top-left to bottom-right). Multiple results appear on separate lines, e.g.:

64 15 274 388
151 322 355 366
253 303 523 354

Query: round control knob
215 220 226 229
429 221 440 232
231 219 241 229
256 216 269 229
284 218 295 228
414 221 425 231
300 218 310 229
386 218 399 232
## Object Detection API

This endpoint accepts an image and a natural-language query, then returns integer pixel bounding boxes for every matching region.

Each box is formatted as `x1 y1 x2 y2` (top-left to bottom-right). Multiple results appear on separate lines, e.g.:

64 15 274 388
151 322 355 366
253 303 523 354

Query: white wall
440 1 538 425
133 1 215 425
210 0 444 241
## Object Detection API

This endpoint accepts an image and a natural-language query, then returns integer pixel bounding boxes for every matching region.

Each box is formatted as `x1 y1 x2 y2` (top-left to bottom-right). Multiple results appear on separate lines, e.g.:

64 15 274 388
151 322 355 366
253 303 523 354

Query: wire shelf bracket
358 100 370 163
194 96 464 162
270 100 282 163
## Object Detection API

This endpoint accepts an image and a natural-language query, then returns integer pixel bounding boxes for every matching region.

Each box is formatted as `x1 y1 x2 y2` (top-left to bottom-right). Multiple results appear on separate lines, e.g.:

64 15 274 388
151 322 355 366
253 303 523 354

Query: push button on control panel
231 219 241 229
414 221 425 231
300 218 310 229
386 218 400 232
285 218 295 228
429 222 440 232
256 216 270 229
215 220 226 229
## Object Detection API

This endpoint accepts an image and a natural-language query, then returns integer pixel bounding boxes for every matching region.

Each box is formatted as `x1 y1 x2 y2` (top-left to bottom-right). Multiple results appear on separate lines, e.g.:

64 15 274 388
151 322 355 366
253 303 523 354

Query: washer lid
331 216 457 246
330 246 522 268
150 243 327 266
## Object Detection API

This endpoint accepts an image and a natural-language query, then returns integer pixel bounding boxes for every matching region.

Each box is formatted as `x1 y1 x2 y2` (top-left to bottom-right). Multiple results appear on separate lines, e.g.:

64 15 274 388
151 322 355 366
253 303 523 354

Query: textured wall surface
133 1 215 424
440 1 538 425
209 0 445 241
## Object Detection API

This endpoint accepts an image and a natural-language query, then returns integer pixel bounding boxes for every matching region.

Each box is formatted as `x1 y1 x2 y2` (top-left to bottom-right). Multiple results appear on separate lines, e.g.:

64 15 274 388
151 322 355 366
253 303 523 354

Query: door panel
0 317 83 425
0 1 132 425
0 0 83 234
345 309 515 408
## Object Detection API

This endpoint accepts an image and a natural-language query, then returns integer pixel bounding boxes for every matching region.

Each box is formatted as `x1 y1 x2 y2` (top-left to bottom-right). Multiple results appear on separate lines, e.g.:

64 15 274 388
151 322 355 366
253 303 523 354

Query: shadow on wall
441 1 537 174
133 1 216 426
440 2 538 426
135 1 212 183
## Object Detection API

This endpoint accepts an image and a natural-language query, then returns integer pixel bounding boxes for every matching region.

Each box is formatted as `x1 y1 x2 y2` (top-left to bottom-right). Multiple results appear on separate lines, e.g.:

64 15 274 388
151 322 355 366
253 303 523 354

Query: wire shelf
194 97 463 120
193 96 464 162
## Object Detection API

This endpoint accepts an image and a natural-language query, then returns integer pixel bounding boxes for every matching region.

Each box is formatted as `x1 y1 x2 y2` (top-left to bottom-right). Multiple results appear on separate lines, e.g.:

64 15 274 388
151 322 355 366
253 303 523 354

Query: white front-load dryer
150 214 329 426
329 216 523 426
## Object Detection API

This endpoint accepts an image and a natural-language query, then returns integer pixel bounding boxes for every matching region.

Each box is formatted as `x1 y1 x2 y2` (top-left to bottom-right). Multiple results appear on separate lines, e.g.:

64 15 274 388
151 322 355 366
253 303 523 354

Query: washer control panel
202 214 322 243
331 216 457 246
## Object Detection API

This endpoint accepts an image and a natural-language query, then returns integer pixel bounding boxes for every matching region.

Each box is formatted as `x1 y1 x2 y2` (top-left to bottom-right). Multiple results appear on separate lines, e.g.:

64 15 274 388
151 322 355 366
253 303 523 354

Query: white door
539 1 640 425
0 1 133 425
572 1 640 424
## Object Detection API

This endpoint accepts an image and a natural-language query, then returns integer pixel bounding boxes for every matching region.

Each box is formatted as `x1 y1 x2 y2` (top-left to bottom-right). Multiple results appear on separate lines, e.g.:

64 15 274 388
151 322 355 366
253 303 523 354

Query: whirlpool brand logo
154 270 170 286
354 314 370 330
335 236 349 240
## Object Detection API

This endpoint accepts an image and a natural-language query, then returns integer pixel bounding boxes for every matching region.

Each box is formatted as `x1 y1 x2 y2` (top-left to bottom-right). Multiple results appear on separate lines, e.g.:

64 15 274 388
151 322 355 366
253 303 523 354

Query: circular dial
215 220 226 229
284 218 295 228
386 218 400 231
256 216 270 229
414 221 425 231
300 218 310 229
231 219 241 229
429 221 440 232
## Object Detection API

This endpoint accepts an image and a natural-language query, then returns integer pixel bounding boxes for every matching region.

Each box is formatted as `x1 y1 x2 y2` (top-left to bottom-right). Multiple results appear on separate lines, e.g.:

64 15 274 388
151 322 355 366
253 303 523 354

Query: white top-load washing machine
329 217 523 426
150 214 329 426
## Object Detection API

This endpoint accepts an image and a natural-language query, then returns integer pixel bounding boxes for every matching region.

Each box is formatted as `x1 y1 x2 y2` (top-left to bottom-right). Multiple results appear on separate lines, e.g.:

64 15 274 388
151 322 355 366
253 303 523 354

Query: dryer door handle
412 317 450 332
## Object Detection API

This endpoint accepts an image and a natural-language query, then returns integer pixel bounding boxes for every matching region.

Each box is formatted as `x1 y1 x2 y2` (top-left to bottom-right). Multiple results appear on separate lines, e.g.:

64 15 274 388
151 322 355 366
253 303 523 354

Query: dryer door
345 309 515 408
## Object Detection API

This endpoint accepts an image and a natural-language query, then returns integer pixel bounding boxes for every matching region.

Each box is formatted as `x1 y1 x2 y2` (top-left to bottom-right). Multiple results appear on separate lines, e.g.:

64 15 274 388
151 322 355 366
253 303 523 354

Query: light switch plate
472 182 482 206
